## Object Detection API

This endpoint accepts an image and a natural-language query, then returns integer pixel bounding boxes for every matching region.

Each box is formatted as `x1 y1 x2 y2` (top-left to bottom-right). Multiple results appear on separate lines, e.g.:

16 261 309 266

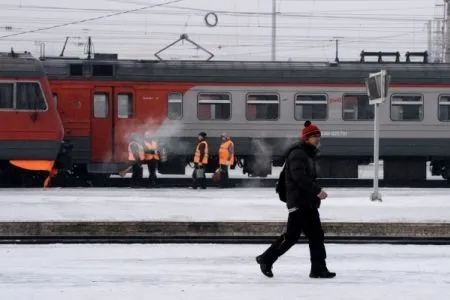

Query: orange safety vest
193 140 208 164
219 139 234 165
144 140 160 161
128 141 145 161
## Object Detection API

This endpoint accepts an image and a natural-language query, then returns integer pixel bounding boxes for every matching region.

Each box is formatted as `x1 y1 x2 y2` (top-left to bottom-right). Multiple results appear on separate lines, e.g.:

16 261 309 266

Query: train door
91 86 136 163
113 87 135 162
91 87 113 162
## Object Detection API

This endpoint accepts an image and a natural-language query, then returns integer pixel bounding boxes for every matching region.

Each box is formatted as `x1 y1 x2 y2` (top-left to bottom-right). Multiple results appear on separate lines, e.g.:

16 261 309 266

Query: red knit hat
302 120 321 140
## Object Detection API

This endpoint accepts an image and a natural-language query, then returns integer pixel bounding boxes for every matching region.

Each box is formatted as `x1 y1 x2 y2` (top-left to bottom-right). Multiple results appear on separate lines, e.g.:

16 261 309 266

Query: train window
16 82 47 110
438 95 450 122
118 93 133 119
390 94 423 121
93 93 108 118
294 94 327 121
198 93 231 120
168 92 183 120
246 93 279 121
0 83 14 109
342 94 374 121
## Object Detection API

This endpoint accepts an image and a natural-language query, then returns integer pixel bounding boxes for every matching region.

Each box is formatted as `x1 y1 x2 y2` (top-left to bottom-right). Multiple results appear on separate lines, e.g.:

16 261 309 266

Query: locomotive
2 49 450 186
0 51 68 186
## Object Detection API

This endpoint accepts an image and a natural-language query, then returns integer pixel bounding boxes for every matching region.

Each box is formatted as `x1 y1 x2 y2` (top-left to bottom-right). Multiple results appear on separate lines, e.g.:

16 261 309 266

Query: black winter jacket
284 141 322 210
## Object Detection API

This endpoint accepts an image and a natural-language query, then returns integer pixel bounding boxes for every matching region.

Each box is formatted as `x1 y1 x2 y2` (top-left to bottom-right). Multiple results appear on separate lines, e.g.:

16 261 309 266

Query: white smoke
247 133 299 177
120 117 191 158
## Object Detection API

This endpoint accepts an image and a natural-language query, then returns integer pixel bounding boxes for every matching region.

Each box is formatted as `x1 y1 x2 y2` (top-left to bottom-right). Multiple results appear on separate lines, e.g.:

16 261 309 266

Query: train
1 49 450 186
0 51 71 186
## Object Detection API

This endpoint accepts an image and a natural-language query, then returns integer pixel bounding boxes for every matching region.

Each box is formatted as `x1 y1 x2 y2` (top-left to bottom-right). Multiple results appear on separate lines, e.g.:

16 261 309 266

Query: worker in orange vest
128 133 145 187
192 132 208 189
218 132 234 188
144 132 160 186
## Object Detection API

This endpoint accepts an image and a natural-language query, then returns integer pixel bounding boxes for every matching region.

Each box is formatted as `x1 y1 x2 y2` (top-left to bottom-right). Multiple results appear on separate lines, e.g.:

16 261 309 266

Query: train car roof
40 56 450 84
0 52 46 78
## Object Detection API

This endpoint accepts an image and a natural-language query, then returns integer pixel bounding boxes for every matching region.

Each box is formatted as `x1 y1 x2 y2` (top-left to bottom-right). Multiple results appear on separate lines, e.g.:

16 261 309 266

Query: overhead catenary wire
0 0 183 39
0 0 433 61
0 3 433 17
0 2 435 21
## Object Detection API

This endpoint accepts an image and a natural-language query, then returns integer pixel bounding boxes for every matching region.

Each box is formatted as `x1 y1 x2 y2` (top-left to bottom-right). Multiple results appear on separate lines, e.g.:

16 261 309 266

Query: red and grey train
1 50 450 186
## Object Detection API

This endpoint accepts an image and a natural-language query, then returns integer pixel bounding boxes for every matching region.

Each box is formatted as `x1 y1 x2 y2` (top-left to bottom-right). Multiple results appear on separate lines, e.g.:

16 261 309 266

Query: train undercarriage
45 155 450 188
2 152 450 187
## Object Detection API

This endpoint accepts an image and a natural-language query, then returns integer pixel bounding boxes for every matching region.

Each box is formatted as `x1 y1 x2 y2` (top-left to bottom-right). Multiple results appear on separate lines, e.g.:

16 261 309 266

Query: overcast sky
0 0 443 62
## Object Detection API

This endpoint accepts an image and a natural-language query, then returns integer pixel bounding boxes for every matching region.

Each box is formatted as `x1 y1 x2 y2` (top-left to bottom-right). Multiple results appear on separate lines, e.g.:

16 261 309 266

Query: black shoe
309 266 336 279
256 255 273 278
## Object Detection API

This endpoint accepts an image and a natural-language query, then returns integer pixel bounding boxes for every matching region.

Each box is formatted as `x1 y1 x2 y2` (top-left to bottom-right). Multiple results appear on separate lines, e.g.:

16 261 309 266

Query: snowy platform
1 244 449 299
0 187 449 223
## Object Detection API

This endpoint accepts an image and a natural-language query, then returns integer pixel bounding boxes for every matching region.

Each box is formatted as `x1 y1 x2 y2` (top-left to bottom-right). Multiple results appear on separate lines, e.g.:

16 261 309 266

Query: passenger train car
36 53 450 183
0 51 66 186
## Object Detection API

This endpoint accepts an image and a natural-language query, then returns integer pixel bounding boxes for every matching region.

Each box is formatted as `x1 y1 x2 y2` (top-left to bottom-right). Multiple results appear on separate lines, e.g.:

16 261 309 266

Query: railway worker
218 132 234 188
255 120 336 279
143 132 160 186
192 132 208 189
127 133 145 186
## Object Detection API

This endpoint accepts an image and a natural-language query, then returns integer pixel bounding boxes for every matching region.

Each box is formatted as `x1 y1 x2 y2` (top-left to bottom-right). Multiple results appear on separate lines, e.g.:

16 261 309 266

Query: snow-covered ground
0 187 449 223
1 244 449 300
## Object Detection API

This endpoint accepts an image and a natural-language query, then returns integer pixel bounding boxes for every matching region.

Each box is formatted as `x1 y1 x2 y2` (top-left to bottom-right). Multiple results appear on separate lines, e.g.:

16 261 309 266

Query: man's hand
317 190 328 200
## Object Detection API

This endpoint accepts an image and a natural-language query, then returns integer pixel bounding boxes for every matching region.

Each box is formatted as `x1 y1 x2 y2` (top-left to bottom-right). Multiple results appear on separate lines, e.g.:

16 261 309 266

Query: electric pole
330 37 343 63
427 20 432 58
272 0 276 61
445 0 450 62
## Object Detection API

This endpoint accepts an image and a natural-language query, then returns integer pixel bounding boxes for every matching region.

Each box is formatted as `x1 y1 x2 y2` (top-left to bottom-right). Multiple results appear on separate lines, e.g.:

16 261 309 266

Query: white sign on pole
366 70 389 104
366 69 389 202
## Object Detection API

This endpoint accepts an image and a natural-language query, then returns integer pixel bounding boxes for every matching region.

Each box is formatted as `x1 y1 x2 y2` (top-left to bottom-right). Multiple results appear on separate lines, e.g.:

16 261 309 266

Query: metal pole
427 20 432 59
446 0 450 62
87 36 92 60
371 71 383 202
371 103 381 201
335 39 339 62
271 0 276 61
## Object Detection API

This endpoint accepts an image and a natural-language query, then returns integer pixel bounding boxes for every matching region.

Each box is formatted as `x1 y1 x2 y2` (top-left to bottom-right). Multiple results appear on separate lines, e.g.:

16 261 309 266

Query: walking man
256 120 336 279
192 132 208 189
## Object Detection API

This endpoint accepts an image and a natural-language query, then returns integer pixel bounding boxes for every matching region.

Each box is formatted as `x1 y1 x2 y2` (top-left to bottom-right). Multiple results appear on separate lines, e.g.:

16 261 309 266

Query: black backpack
276 144 300 203
276 164 287 203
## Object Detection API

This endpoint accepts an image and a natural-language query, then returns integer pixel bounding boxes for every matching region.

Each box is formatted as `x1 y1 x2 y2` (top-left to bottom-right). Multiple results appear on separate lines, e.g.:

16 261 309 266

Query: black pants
192 164 206 189
146 160 158 181
219 164 229 188
259 208 326 268
131 163 143 187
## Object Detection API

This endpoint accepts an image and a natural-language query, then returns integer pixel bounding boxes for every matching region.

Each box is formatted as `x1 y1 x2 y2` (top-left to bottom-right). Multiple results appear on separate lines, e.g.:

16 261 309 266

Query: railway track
1 236 450 245
1 221 448 245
